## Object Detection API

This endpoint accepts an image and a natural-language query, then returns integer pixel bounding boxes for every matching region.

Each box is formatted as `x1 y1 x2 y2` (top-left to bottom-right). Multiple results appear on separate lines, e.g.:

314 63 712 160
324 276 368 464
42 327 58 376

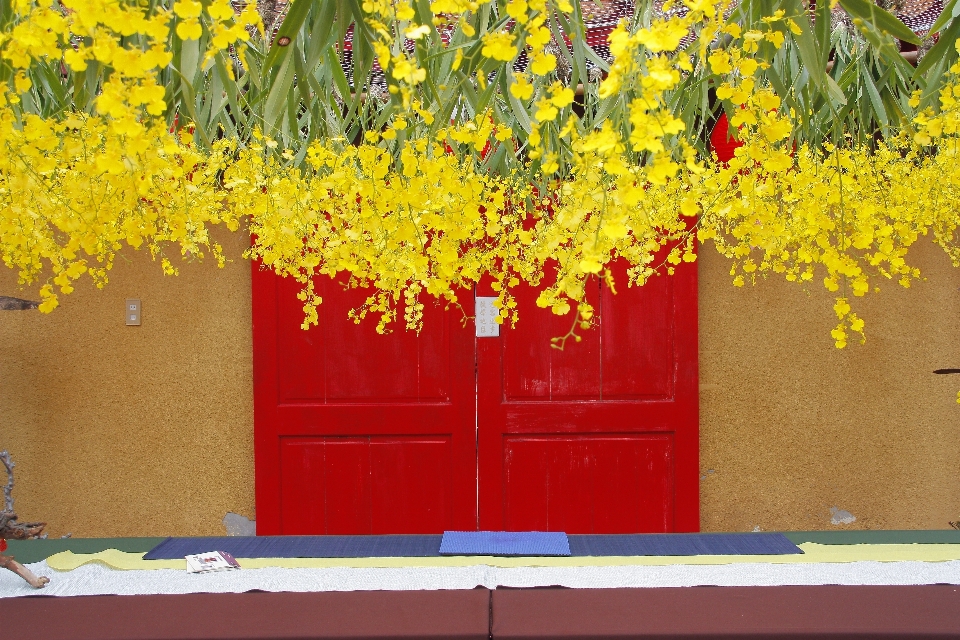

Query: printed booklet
185 551 241 573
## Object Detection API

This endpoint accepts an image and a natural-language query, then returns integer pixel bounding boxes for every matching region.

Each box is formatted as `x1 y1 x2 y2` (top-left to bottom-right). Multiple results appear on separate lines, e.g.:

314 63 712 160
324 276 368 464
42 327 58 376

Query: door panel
502 277 602 401
478 259 699 533
600 274 675 399
254 267 477 535
279 436 454 534
502 435 674 533
277 278 450 403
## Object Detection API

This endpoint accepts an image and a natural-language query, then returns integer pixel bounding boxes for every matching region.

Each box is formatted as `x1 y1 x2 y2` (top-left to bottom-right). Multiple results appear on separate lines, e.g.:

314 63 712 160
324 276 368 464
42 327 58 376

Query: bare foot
0 554 49 588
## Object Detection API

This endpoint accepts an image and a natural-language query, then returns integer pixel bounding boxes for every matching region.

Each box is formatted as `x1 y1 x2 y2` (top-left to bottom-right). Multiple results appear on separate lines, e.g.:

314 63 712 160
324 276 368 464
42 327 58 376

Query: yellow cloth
45 543 960 572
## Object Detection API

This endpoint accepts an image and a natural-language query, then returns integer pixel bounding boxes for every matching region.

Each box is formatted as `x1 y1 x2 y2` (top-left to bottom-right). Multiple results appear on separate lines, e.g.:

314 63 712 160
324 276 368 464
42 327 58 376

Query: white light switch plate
475 296 500 337
126 299 141 326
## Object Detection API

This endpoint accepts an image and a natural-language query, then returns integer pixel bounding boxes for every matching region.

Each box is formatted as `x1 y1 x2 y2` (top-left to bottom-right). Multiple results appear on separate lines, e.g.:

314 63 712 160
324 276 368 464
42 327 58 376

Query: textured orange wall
1 229 958 536
699 238 960 531
0 228 254 537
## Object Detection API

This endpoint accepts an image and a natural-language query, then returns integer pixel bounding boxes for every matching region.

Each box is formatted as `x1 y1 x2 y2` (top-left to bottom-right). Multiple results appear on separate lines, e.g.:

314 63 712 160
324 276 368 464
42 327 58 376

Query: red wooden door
254 260 698 534
252 267 478 534
477 260 699 533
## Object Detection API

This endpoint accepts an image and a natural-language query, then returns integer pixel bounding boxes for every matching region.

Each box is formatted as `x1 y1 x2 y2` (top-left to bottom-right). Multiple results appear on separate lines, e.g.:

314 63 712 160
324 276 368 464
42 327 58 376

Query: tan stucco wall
0 228 254 537
699 238 960 531
1 229 957 536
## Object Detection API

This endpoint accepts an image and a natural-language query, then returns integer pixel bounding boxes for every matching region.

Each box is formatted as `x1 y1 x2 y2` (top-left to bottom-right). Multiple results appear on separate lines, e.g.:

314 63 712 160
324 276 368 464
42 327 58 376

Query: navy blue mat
440 531 571 556
143 532 802 559
567 533 803 556
143 535 442 560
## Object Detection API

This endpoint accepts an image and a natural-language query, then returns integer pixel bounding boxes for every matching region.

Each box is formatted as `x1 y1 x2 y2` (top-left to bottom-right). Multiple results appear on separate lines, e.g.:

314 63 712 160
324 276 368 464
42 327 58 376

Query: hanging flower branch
0 0 957 363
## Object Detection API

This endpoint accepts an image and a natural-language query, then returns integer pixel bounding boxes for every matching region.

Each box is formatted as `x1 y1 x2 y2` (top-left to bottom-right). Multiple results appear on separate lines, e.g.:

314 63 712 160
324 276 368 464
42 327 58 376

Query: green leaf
293 46 313 112
765 64 802 114
173 68 211 147
782 0 828 90
557 2 588 88
32 63 67 113
213 53 247 131
328 45 352 102
927 0 958 35
311 0 341 61
502 71 532 134
263 51 297 137
263 0 314 72
825 74 848 106
862 69 889 126
915 48 952 109
179 38 201 87
914 15 960 80
838 0 922 45
815 0 832 65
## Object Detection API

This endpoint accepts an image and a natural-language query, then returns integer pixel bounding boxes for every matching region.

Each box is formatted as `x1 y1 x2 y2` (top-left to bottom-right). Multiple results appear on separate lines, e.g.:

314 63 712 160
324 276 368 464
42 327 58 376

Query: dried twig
1 450 13 513
0 452 45 540
0 296 39 311
0 452 49 588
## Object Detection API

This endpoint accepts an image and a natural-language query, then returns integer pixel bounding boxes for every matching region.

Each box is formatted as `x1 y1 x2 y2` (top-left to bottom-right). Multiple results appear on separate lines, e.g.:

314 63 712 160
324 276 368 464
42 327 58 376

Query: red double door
252 261 699 534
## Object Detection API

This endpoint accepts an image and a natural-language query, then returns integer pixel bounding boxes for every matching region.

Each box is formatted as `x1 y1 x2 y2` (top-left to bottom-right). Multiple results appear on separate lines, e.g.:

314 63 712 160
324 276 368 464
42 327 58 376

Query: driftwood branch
1 450 12 513
0 452 49 588
0 555 49 588
0 296 39 311
0 512 45 540
0 451 45 540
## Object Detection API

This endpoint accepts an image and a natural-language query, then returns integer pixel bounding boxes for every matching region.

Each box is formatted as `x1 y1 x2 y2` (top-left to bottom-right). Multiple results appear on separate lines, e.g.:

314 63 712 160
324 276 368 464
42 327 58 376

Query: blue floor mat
440 531 571 556
567 533 804 556
143 532 802 559
143 535 442 560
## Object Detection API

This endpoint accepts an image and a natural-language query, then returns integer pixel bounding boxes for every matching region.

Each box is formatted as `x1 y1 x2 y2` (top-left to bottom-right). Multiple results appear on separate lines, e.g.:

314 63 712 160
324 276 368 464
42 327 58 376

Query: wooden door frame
252 261 283 535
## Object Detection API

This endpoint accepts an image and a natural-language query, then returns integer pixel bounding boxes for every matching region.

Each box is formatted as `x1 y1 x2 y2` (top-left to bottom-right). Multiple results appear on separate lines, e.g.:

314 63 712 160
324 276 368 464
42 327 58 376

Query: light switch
126 299 141 326
475 296 500 337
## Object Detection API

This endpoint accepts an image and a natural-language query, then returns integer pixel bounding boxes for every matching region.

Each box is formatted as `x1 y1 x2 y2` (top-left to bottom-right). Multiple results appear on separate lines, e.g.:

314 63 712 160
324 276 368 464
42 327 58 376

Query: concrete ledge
5 585 960 639
493 585 960 639
0 589 492 640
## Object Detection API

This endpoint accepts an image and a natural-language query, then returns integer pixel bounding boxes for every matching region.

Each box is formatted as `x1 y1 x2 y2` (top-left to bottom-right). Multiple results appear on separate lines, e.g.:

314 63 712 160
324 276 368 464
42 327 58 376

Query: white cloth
1 559 959 598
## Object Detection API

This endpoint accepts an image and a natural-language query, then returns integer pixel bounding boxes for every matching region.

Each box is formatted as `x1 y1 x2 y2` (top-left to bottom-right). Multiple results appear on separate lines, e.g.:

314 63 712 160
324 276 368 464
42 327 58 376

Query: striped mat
143 532 801 560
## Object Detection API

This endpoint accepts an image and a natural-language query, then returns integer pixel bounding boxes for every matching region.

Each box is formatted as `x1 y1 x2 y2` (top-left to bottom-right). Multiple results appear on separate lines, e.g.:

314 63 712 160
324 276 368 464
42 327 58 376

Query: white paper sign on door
475 296 501 337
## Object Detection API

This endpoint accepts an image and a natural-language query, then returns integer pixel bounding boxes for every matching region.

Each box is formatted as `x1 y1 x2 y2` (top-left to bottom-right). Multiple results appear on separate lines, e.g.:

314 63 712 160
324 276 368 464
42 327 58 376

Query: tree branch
0 451 46 540
1 451 13 513
0 296 39 311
